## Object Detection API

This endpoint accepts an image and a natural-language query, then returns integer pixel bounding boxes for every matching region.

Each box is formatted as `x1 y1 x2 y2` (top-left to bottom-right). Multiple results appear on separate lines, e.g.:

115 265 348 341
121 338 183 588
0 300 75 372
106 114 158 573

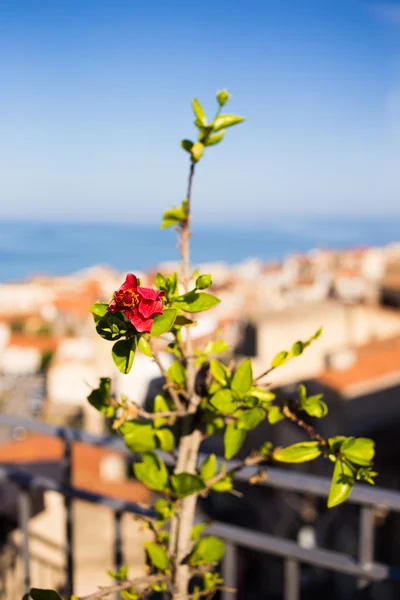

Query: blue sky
0 0 399 223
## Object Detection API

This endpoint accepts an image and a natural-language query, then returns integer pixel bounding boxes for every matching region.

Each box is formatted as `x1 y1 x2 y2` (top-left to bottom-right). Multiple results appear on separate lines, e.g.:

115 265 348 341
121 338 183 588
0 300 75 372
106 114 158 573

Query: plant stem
169 160 203 599
282 405 328 447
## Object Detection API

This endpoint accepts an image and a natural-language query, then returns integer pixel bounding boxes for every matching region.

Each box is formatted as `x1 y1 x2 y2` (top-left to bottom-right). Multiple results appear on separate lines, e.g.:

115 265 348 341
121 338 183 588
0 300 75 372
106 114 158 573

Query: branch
78 573 169 600
253 366 275 383
134 403 186 420
187 586 236 599
149 338 185 412
180 162 198 408
206 452 270 489
282 405 328 448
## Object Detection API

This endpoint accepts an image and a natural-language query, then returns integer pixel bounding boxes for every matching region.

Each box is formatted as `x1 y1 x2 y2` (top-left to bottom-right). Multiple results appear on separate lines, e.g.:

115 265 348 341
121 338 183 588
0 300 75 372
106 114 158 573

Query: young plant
28 90 376 600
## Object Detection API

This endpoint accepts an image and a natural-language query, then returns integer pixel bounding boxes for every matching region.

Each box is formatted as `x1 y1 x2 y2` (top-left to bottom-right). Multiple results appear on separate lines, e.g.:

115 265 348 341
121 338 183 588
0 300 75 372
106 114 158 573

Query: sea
0 217 399 282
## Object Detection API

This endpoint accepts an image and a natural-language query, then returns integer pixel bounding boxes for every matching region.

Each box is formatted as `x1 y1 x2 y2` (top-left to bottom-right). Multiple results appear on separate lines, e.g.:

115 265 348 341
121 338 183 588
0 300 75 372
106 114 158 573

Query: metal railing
1 414 400 600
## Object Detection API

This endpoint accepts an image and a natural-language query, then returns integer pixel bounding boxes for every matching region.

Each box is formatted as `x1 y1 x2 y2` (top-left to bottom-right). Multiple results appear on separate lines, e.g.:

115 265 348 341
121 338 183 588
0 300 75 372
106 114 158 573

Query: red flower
107 274 165 334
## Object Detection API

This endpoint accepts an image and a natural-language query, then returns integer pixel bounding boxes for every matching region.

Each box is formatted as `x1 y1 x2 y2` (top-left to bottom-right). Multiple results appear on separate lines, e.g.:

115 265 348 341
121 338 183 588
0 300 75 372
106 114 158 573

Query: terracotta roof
318 336 400 393
7 334 60 352
54 280 103 317
0 434 150 504
334 267 361 278
382 274 400 290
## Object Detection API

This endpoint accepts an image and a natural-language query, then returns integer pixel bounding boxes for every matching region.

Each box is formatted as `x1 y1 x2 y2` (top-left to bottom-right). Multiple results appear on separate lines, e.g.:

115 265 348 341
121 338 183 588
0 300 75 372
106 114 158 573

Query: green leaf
213 114 245 132
260 441 273 456
174 291 220 313
224 423 246 459
328 436 347 455
87 377 115 417
191 522 209 541
312 327 323 340
120 591 139 600
210 359 230 385
204 340 229 355
168 358 186 380
200 454 217 481
90 302 109 320
168 270 179 294
181 139 194 153
189 536 225 566
236 408 266 430
170 473 205 497
267 406 284 424
134 453 169 491
153 394 171 428
302 395 328 418
273 441 321 463
155 272 167 290
327 460 354 508
271 350 289 368
341 437 375 467
120 420 157 452
356 467 378 485
152 582 167 593
298 384 307 403
231 359 253 397
192 98 207 126
204 571 224 590
168 360 186 384
212 474 233 492
108 564 129 581
137 336 152 357
196 274 212 290
96 316 127 341
210 389 237 414
29 592 62 600
291 340 304 356
161 207 185 229
150 309 177 336
155 428 175 452
155 498 175 521
248 387 276 403
144 542 170 571
112 338 136 374
204 130 225 146
204 413 225 436
191 142 204 162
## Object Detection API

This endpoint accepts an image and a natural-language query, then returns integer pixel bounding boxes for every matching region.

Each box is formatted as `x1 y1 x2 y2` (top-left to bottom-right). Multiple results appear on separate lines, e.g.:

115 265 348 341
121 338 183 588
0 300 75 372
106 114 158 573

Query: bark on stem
169 161 203 599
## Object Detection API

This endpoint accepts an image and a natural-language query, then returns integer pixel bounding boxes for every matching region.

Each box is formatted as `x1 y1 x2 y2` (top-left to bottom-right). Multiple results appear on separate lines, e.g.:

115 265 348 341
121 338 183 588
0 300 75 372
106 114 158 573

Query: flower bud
190 142 204 163
217 89 230 106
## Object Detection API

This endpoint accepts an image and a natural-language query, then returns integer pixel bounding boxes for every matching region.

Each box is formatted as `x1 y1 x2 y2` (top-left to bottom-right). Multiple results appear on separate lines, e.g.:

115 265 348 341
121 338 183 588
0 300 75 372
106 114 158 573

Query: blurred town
1 242 400 598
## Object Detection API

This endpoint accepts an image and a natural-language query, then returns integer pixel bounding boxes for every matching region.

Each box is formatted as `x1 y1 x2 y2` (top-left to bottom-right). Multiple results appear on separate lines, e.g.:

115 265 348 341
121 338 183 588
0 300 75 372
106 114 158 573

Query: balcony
1 414 400 600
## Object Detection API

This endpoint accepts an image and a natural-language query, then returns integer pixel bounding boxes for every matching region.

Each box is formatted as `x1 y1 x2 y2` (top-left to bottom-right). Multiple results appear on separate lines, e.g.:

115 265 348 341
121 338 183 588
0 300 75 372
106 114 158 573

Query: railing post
284 558 300 600
114 509 123 600
222 541 237 600
18 486 31 594
62 436 74 598
358 505 375 589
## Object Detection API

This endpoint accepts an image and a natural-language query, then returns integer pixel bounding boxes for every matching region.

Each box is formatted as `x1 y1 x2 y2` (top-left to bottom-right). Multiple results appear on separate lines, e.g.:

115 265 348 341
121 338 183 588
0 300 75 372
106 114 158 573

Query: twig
134 404 186 420
149 338 185 411
253 366 275 382
282 405 328 447
206 452 270 489
80 567 213 600
187 586 236 598
79 573 169 600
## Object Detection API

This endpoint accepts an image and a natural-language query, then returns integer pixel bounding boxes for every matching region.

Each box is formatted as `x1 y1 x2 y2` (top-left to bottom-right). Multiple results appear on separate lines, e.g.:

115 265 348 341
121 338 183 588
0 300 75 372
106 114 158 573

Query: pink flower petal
121 273 138 290
107 299 119 313
130 311 154 333
138 286 160 301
